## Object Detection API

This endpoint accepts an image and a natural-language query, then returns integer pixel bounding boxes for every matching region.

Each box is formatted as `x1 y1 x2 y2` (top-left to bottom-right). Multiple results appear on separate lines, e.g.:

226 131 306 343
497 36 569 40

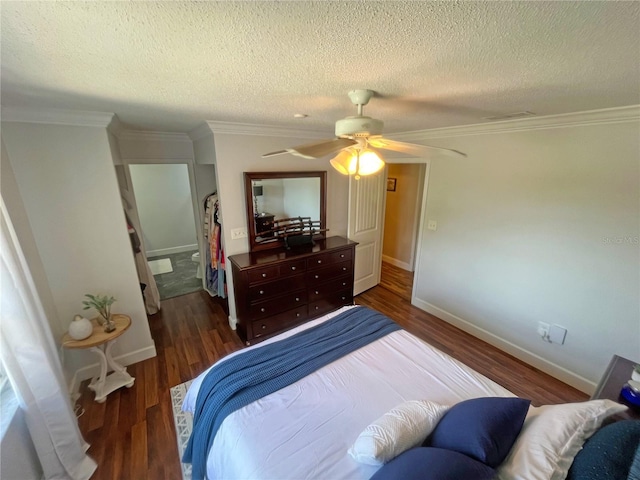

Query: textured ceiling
1 1 639 134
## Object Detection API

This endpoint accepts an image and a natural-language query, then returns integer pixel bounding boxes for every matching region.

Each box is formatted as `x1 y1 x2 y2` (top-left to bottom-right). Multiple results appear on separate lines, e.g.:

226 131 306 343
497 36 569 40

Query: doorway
379 163 426 300
129 163 203 300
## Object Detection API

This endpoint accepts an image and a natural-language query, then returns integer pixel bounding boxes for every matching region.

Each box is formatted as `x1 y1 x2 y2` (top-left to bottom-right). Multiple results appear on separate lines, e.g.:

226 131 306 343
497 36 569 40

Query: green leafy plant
82 294 116 322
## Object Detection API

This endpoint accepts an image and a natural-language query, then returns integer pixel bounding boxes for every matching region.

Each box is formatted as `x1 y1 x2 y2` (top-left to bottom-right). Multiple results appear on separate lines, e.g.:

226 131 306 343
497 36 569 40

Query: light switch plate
231 228 247 240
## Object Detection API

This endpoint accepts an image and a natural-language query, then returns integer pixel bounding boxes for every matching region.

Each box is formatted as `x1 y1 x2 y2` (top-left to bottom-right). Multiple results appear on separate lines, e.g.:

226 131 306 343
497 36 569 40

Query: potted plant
82 294 117 333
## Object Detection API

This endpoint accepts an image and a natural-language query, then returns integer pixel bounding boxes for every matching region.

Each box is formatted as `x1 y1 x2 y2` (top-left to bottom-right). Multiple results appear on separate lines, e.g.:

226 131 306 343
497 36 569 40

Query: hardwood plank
379 261 414 301
130 421 148 479
144 356 159 408
164 345 181 388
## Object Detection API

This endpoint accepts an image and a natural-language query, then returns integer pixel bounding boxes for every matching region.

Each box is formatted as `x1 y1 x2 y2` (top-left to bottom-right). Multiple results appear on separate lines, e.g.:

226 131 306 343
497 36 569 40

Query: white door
348 171 386 295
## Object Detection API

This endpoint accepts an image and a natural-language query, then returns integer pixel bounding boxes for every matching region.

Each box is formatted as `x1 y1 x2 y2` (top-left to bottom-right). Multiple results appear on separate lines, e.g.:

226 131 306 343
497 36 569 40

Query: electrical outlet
427 220 437 231
231 228 247 240
549 325 567 345
537 322 550 341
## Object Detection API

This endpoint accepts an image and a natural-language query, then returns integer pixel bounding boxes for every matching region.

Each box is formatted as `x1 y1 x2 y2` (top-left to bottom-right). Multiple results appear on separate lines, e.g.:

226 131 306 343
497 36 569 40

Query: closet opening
129 163 203 300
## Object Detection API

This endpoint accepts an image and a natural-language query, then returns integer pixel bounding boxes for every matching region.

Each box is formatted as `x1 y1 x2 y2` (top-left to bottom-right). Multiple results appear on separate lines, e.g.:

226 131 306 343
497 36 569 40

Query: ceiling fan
263 89 466 178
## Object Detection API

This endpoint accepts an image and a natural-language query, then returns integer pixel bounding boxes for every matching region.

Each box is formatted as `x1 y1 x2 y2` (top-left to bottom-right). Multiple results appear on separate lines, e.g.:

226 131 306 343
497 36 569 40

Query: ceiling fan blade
263 138 357 160
262 149 290 158
369 137 466 158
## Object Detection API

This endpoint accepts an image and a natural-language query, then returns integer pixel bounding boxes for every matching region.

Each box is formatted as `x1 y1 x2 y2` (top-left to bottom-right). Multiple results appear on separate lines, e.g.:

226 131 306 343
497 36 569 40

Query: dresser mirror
244 171 327 252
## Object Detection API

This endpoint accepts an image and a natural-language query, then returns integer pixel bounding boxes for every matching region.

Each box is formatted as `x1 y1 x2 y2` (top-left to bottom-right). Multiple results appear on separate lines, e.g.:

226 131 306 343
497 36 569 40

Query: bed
181 305 636 480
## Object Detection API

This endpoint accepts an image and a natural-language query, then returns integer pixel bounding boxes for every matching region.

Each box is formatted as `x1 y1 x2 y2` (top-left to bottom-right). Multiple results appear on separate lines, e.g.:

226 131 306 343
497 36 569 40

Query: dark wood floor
379 261 414 301
78 280 587 479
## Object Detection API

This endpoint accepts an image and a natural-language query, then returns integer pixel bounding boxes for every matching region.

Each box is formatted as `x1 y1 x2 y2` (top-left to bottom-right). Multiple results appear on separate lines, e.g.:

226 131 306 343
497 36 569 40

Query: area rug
149 257 173 275
171 380 193 480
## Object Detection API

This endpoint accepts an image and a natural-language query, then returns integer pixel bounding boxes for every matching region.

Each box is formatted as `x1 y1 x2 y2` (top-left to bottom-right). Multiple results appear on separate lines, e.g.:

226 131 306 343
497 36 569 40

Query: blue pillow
370 447 496 480
425 396 530 468
566 420 640 480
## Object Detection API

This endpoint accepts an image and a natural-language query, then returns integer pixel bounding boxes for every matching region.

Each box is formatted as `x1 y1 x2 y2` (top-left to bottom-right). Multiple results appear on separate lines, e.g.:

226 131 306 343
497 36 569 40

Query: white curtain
0 200 97 480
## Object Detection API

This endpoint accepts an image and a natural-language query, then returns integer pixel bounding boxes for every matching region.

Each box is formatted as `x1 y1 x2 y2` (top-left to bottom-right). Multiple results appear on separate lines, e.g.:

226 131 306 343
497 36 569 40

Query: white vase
632 369 640 382
68 315 93 340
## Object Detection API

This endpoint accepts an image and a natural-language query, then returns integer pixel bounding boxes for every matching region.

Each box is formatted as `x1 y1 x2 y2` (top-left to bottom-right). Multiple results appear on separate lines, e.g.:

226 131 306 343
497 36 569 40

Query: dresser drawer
307 248 353 270
248 265 281 284
247 259 306 284
251 305 308 340
307 260 352 286
308 289 352 318
249 274 305 302
249 290 307 320
308 275 353 302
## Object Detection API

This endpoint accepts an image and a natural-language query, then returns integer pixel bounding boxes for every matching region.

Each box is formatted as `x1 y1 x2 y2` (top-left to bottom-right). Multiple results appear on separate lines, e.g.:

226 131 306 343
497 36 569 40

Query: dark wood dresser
228 236 357 344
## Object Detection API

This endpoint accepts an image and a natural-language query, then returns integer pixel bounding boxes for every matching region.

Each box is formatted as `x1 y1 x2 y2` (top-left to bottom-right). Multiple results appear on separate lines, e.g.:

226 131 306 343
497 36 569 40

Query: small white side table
62 314 135 403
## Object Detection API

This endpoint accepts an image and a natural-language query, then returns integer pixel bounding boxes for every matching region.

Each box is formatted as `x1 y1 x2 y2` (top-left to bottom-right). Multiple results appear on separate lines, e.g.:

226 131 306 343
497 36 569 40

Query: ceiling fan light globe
357 150 385 176
329 150 354 175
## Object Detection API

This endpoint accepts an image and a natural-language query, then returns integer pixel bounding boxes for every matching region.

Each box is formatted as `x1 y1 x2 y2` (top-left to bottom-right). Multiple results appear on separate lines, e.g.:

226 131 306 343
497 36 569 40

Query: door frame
382 157 431 303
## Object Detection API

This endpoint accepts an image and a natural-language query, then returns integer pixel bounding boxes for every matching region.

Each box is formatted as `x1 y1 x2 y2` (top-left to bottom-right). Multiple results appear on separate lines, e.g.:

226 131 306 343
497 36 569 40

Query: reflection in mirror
244 172 327 252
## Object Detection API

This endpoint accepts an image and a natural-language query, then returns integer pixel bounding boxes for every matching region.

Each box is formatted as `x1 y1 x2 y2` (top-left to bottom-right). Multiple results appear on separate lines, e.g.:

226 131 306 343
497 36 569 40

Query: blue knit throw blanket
182 306 400 479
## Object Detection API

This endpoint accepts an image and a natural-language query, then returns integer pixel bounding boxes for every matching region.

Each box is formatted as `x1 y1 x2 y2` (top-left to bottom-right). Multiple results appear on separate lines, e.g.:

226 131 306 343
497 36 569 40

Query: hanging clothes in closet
124 211 161 314
204 193 226 298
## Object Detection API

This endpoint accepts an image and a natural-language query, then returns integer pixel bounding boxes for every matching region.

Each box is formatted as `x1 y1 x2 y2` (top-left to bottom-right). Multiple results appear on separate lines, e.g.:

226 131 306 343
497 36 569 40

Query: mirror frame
244 171 327 252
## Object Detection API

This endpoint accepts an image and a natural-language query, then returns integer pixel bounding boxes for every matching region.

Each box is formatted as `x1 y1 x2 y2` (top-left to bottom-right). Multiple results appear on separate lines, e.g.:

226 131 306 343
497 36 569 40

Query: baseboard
228 315 237 331
411 296 596 395
147 244 198 257
68 345 158 397
382 255 413 271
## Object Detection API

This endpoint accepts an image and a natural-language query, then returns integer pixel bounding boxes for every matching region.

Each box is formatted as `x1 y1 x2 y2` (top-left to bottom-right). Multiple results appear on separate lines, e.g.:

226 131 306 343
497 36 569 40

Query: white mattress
184 306 514 480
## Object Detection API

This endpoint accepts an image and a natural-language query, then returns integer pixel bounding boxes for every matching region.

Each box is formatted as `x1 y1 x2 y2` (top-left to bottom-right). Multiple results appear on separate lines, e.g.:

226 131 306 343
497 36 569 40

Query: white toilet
191 251 203 279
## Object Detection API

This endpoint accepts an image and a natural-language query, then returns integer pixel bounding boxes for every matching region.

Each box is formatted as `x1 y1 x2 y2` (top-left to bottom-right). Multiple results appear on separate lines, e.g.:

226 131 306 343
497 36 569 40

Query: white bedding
184 306 515 480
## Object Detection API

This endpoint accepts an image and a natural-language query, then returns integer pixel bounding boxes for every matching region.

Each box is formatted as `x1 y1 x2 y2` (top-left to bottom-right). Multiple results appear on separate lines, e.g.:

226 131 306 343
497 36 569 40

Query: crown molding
203 120 330 139
392 105 640 141
188 123 214 141
115 129 192 143
1 106 115 128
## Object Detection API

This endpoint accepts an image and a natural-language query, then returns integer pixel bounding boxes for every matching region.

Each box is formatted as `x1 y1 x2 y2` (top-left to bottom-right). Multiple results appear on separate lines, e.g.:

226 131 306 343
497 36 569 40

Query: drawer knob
262 273 267 278
315 290 319 295
342 282 346 286
259 290 264 295
261 324 267 330
341 296 346 300
317 260 322 264
261 308 265 312
315 306 319 310
296 313 301 317
315 274 319 279
291 266 296 270
342 267 347 271
295 297 300 302
340 254 345 258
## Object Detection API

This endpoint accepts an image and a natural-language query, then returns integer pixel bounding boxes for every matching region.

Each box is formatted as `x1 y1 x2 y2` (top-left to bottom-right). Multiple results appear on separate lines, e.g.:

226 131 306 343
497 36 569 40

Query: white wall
209 128 349 321
1 140 65 372
1 122 156 380
405 109 640 392
129 164 198 257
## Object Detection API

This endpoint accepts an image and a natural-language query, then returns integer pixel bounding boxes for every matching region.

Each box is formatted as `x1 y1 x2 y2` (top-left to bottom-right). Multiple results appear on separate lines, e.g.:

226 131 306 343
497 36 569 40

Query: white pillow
496 399 628 480
348 400 450 465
